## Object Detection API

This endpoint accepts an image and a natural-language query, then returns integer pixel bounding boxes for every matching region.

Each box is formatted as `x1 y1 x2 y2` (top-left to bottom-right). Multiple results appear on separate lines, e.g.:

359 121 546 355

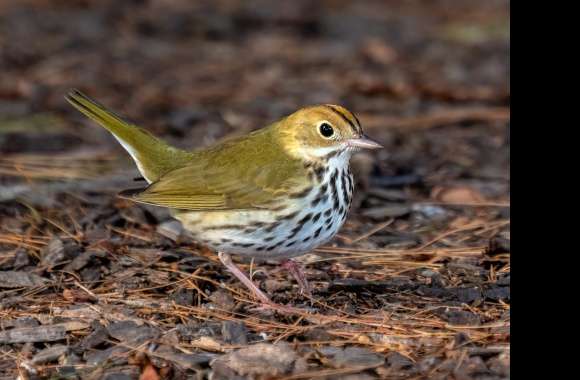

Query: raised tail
66 89 193 183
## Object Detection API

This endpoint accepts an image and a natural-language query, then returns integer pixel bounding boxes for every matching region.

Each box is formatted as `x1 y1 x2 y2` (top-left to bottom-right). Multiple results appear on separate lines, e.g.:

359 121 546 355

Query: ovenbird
66 89 381 306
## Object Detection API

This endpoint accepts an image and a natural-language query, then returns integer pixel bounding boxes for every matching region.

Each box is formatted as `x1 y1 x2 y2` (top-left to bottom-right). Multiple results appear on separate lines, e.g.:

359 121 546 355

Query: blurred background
0 1 509 379
0 0 509 181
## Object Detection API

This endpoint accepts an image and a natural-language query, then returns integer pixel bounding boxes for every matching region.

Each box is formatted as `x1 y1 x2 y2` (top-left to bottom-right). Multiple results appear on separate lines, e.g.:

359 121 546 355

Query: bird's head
276 104 382 162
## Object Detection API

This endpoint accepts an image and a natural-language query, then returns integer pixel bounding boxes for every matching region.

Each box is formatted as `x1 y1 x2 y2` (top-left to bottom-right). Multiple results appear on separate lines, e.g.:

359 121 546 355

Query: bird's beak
346 135 383 150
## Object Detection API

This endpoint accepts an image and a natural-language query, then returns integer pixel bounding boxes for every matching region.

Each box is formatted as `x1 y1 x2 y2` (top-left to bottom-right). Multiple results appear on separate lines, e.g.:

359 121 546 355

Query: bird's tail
66 89 192 183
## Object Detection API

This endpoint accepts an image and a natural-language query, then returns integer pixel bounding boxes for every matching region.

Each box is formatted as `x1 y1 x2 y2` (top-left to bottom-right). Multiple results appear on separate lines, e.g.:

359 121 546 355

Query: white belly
174 165 354 260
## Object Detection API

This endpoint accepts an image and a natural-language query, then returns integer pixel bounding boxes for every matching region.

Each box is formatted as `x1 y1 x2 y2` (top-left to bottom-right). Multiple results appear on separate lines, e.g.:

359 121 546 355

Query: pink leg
218 252 272 304
218 253 310 314
281 259 312 297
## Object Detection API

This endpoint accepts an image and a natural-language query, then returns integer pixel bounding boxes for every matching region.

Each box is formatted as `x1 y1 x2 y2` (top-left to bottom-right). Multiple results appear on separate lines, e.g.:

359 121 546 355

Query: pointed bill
346 135 383 149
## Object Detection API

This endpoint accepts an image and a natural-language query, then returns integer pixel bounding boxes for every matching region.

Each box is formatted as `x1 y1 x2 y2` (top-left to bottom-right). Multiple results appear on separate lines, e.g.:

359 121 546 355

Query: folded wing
120 128 308 211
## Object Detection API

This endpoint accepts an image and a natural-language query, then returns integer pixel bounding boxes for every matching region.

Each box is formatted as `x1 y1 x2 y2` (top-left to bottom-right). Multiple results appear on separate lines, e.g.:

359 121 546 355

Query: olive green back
132 126 309 210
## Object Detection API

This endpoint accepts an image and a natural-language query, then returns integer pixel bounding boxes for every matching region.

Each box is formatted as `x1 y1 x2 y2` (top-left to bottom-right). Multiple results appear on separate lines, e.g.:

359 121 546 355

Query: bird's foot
218 251 271 303
218 252 304 314
218 252 312 314
280 259 312 297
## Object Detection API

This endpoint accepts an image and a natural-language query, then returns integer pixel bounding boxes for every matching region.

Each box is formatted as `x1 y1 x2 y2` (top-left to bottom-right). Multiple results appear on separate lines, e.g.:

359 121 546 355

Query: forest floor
0 1 509 379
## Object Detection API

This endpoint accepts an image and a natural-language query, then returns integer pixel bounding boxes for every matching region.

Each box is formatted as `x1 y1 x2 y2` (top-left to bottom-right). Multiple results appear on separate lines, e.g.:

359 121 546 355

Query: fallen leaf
190 336 224 352
139 363 160 380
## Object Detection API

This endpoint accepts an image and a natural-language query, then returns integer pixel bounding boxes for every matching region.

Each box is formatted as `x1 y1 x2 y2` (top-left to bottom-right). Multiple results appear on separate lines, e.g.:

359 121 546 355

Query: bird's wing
120 133 309 211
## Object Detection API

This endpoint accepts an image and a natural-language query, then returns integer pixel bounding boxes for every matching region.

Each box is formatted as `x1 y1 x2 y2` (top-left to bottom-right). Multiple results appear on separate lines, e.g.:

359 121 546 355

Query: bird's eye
319 122 334 138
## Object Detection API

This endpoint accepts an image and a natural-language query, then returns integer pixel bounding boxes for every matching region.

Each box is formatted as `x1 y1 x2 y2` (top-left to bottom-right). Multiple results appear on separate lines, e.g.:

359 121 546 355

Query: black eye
319 122 334 138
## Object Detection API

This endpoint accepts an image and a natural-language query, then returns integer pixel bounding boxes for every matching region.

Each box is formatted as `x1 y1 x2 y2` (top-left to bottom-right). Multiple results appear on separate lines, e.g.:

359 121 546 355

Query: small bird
66 89 381 307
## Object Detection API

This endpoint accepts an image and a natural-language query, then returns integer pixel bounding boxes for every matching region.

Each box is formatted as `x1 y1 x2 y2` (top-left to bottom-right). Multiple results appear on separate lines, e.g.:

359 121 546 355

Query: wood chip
31 344 69 364
190 336 224 352
41 237 65 268
212 342 298 376
0 271 49 288
0 321 89 343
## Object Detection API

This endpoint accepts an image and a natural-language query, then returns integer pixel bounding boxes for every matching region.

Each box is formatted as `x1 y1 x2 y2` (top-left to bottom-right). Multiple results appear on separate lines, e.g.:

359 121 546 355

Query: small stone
419 269 439 278
412 204 449 220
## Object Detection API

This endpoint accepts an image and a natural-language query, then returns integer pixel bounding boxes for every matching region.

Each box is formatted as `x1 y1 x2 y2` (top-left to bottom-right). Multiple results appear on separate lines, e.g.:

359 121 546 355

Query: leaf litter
0 1 509 379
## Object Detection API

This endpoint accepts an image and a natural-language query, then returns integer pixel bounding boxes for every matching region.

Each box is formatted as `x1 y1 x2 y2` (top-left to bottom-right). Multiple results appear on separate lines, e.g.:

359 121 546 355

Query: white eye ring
318 121 335 138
